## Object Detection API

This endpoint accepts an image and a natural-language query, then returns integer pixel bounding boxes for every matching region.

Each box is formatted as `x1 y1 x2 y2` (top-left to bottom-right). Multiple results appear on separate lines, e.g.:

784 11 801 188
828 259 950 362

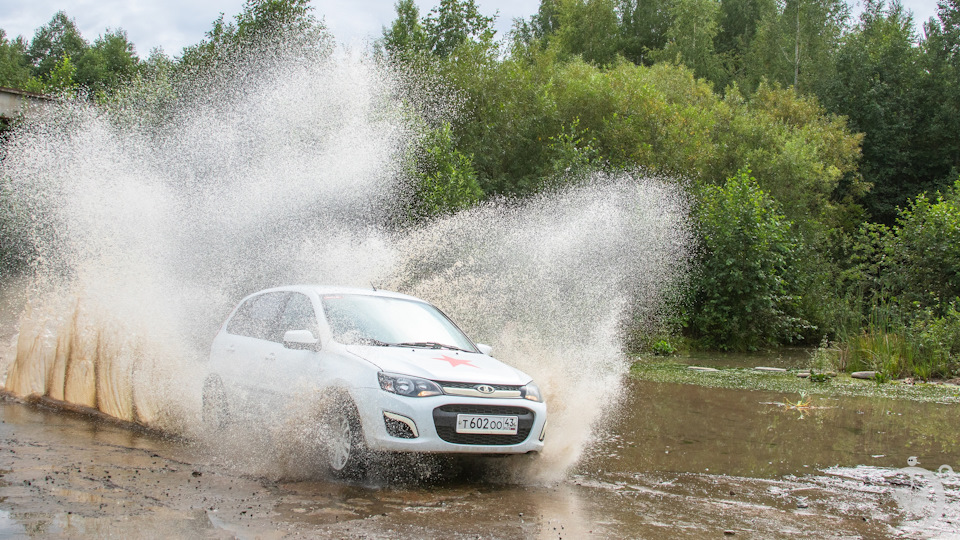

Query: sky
0 0 540 56
0 0 944 58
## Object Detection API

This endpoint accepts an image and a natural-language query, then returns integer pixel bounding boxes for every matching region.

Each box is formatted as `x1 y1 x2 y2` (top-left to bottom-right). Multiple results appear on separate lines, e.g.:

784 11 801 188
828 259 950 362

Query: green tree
542 61 862 221
835 179 960 378
179 0 328 73
380 0 429 58
715 0 776 85
408 122 484 220
97 47 177 130
530 0 563 41
821 0 927 223
651 0 724 81
75 29 140 96
232 0 322 46
24 54 77 95
0 30 32 89
883 180 960 312
544 117 602 180
27 11 89 79
437 47 862 214
745 0 848 94
918 0 960 210
689 170 806 350
440 45 563 195
553 0 621 65
422 0 497 58
617 0 674 64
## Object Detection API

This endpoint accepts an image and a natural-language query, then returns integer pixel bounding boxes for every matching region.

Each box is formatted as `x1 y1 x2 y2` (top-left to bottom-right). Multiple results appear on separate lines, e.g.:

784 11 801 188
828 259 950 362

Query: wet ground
3 378 959 539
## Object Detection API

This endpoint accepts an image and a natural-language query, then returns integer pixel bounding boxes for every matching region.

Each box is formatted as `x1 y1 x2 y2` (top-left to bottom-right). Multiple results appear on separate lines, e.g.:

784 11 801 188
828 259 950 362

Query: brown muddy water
2 377 959 539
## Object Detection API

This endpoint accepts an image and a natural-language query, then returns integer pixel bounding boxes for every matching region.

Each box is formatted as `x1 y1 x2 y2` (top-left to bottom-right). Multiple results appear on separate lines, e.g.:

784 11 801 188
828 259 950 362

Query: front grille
438 382 521 391
437 405 530 415
433 405 534 446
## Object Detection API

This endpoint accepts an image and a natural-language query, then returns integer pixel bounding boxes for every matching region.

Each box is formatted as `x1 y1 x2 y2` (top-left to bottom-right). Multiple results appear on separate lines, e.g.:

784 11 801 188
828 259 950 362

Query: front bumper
353 387 547 454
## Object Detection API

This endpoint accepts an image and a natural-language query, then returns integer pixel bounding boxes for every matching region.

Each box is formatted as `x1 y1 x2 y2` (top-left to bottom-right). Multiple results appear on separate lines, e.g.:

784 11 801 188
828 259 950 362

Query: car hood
345 345 531 385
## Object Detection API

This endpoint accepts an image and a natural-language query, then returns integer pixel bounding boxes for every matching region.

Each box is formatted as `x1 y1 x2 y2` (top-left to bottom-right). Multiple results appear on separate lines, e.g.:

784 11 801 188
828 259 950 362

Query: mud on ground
3 394 948 539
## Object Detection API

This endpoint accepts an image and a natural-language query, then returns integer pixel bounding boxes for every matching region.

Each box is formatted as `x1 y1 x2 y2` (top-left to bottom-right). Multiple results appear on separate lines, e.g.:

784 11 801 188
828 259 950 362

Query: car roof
252 285 425 303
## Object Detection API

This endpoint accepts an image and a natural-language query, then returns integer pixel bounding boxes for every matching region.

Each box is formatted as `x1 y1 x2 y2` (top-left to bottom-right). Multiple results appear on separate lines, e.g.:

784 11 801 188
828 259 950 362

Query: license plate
455 414 518 435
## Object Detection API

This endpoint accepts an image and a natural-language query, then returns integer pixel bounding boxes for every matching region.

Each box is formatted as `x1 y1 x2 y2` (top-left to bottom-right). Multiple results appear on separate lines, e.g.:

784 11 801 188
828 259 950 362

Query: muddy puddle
3 377 958 539
594 379 960 479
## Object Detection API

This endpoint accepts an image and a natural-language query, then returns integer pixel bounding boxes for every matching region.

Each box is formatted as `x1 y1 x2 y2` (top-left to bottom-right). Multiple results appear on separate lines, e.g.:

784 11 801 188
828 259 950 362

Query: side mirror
476 343 493 356
283 329 319 350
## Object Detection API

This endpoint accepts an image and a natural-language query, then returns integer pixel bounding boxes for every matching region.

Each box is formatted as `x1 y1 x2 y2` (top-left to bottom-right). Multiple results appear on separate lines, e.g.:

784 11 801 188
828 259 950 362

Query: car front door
268 292 327 416
212 291 289 420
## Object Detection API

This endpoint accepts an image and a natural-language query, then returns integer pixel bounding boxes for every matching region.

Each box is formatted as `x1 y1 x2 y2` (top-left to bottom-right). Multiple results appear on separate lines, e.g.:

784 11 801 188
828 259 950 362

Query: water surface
585 379 960 479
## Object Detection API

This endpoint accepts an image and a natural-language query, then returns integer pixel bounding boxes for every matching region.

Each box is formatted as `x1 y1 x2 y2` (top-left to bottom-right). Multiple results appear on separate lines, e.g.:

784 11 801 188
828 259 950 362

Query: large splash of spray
387 179 690 476
0 48 691 480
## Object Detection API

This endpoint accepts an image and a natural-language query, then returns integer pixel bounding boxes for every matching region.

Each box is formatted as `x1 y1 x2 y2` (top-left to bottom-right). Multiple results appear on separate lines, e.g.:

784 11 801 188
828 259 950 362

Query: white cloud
0 0 943 58
0 0 541 55
0 0 246 55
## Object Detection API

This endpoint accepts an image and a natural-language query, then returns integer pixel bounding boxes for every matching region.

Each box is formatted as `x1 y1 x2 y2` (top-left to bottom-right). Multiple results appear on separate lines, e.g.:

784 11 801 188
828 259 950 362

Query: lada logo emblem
476 384 495 394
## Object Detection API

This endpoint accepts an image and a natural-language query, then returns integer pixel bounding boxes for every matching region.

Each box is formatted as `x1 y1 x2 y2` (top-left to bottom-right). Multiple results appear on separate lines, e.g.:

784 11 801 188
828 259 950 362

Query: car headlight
378 372 443 397
520 381 542 402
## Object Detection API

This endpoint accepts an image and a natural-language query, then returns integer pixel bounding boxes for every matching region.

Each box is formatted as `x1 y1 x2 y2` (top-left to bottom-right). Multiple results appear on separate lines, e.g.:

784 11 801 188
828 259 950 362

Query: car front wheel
326 400 367 478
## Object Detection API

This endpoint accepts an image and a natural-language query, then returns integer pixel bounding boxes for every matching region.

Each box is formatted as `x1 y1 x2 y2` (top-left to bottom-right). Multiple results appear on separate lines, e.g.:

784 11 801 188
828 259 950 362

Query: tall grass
832 299 960 380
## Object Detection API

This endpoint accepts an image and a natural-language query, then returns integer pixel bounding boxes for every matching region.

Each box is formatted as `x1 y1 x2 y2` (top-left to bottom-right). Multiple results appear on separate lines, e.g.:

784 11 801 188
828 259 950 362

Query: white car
203 285 546 476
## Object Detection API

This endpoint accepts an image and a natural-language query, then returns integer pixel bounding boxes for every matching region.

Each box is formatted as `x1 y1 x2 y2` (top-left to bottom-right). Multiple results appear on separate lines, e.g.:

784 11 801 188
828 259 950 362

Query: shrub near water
836 180 960 379
885 181 960 312
687 170 807 351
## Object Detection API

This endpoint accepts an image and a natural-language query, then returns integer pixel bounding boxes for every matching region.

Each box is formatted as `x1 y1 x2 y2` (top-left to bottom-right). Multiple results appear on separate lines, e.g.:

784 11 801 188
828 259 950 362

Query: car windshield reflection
321 294 477 353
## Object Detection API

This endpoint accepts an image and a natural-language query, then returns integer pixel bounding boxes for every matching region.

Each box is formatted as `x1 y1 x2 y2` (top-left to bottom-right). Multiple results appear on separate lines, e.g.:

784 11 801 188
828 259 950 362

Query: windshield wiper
355 337 392 346
394 341 472 352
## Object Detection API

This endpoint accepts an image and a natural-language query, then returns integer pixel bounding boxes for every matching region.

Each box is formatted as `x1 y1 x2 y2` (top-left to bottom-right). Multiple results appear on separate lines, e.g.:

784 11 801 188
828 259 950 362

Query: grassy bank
630 359 960 404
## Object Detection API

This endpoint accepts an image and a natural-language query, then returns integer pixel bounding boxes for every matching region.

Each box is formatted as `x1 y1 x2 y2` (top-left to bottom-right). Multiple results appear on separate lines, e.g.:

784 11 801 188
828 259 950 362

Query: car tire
202 376 229 431
326 399 367 479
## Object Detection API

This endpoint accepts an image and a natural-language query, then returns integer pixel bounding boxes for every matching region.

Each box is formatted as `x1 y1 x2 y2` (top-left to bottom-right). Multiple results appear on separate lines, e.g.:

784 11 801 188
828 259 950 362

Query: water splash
387 177 691 478
0 51 691 481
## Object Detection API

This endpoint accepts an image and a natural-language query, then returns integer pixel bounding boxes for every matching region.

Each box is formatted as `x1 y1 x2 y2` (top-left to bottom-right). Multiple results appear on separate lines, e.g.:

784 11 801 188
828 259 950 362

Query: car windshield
321 294 477 352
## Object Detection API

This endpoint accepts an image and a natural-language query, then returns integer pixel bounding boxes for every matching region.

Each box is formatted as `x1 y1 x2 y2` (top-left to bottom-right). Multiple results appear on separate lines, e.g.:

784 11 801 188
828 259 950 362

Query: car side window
226 292 288 341
280 293 318 336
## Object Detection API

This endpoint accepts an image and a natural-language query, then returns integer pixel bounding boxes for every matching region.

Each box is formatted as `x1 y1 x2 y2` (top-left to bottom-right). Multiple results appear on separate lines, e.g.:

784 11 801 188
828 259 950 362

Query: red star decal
433 354 478 368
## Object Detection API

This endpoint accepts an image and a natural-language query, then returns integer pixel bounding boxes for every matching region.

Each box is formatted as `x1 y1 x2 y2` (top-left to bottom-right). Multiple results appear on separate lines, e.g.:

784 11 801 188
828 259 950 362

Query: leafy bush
688 169 808 350
884 180 960 314
907 303 960 379
809 371 832 383
833 180 960 379
809 336 842 373
406 122 483 221
440 54 864 224
543 117 602 184
651 339 678 356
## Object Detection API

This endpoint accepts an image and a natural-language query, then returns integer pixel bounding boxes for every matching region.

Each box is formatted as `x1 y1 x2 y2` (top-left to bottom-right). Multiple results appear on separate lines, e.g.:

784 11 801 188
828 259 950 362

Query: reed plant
833 300 960 380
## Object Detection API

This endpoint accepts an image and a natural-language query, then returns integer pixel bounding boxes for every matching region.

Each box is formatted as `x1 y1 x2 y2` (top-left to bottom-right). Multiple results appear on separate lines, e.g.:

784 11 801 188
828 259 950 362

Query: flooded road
3 379 958 539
